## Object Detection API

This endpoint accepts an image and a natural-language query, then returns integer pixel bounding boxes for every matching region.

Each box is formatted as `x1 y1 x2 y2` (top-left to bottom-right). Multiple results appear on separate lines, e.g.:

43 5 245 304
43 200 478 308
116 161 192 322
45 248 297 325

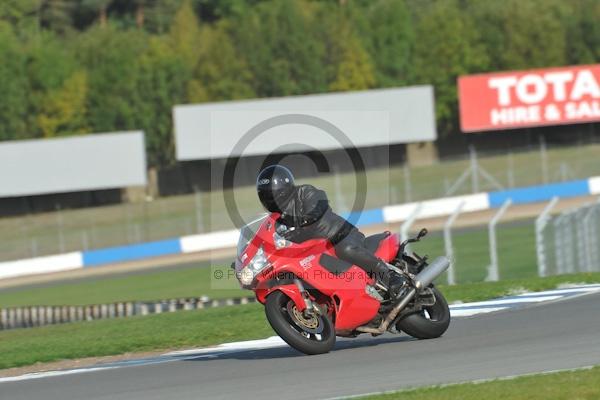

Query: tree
169 0 202 71
498 0 568 69
231 0 327 97
37 71 88 137
0 0 41 33
25 30 81 137
365 0 414 87
82 0 112 27
73 26 147 134
0 23 29 140
143 0 182 34
466 0 569 71
411 0 489 135
329 32 376 92
197 0 260 21
136 36 189 165
190 22 255 101
563 0 600 64
39 0 76 34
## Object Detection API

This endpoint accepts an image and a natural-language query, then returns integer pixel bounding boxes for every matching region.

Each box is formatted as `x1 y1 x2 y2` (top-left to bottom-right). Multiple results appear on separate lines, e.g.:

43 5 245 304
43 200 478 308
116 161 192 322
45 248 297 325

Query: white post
593 198 600 269
578 205 595 273
535 197 559 277
575 206 589 273
400 203 423 253
444 201 465 286
486 199 512 281
562 210 576 274
553 214 565 275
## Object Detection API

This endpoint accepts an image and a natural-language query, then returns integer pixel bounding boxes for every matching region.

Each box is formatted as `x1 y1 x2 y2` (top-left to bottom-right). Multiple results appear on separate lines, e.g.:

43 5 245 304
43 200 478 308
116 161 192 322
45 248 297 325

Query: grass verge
359 366 600 400
1 272 600 370
0 304 272 370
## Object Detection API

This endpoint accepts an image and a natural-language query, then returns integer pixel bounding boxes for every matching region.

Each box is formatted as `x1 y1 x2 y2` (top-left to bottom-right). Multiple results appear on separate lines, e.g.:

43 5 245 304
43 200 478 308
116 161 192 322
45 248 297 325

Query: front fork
293 279 323 317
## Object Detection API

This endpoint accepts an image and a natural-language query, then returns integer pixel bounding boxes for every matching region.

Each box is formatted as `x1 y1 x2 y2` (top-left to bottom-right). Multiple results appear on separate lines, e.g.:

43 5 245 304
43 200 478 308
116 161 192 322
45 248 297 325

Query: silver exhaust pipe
414 256 450 289
356 256 450 335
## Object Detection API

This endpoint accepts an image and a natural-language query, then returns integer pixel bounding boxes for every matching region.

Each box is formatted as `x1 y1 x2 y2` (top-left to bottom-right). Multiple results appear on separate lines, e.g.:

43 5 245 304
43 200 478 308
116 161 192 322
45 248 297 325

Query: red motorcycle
234 213 451 355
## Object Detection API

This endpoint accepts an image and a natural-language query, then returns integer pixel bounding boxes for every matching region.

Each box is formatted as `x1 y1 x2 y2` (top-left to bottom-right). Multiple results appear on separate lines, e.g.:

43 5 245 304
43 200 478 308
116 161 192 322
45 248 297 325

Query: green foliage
329 31 376 92
0 22 29 140
37 71 89 138
231 0 327 96
0 0 599 164
169 0 202 71
365 0 414 87
412 0 489 133
136 36 190 166
39 0 76 34
73 26 147 134
0 0 41 34
25 31 81 137
190 22 255 101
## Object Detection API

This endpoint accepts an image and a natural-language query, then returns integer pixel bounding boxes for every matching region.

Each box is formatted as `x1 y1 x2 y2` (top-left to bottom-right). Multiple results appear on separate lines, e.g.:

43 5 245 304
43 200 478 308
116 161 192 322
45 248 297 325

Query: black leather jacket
277 184 355 244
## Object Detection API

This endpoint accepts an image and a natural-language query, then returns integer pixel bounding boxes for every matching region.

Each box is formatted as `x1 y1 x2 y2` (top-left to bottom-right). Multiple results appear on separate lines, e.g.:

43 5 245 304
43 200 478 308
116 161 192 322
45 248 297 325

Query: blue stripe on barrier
342 208 385 227
488 179 590 208
82 239 182 267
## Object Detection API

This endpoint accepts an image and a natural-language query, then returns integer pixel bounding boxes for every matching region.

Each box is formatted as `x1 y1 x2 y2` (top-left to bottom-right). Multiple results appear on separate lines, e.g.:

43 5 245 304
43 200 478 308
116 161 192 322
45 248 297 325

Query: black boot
373 261 407 298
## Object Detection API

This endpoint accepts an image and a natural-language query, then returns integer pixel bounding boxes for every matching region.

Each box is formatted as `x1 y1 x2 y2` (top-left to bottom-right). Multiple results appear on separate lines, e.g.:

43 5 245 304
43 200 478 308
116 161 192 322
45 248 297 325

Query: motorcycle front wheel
265 290 335 355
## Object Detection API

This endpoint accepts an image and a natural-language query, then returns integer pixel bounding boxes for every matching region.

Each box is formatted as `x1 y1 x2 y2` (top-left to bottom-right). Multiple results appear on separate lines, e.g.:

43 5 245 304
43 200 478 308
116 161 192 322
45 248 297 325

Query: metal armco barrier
0 296 256 331
537 197 600 277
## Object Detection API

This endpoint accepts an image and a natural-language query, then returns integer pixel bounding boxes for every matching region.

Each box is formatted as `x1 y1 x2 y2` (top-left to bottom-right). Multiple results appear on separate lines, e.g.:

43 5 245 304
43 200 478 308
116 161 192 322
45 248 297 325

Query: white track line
450 307 508 317
449 295 562 308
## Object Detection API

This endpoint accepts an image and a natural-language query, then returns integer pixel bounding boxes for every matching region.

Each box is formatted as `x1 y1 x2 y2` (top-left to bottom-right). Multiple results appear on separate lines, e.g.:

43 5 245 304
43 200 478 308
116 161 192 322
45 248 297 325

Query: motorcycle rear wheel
265 290 335 355
396 286 450 339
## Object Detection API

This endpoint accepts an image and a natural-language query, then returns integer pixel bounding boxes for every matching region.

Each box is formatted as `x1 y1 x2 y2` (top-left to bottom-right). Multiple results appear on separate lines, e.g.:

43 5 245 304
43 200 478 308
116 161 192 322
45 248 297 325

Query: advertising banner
458 64 600 132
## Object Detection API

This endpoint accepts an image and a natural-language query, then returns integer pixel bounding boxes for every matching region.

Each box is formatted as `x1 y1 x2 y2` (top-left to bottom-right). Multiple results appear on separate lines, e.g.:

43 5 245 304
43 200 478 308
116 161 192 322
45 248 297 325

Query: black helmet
256 165 295 212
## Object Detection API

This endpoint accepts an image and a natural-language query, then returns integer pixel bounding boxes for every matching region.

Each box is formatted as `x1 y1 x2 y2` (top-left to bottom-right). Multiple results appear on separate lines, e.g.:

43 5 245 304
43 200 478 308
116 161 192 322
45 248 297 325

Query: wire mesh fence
1 139 600 262
537 199 600 277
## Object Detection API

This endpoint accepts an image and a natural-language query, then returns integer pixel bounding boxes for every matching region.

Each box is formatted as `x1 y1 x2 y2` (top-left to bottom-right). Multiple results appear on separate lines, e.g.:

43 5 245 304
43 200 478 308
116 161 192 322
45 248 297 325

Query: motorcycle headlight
239 267 254 285
248 246 268 272
273 232 292 249
238 246 269 285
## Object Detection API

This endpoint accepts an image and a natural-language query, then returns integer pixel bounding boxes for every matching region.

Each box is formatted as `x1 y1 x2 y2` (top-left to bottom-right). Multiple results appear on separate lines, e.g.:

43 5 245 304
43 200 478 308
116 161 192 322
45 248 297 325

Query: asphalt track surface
3 290 600 400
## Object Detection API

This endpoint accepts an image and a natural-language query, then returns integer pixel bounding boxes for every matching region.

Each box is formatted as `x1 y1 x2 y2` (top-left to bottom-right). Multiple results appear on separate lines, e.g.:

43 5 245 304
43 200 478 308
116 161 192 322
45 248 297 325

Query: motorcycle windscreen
236 214 269 262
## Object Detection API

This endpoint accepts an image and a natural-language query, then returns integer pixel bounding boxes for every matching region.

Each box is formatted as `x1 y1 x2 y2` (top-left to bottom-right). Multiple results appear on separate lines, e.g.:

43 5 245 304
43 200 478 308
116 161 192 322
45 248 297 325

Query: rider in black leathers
256 165 404 294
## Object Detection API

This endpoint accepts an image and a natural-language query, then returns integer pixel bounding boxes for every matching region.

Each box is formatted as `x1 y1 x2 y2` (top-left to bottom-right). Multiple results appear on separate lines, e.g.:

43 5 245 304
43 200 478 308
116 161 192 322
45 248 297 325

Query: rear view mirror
417 228 428 240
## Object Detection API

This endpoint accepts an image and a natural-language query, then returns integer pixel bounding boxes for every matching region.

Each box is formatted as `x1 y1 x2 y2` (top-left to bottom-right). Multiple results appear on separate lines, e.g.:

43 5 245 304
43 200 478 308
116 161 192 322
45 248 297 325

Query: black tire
265 290 335 355
396 287 450 339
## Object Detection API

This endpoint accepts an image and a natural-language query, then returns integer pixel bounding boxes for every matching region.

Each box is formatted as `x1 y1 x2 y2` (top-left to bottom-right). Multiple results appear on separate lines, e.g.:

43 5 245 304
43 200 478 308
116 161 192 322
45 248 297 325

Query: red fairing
374 233 400 262
238 214 400 333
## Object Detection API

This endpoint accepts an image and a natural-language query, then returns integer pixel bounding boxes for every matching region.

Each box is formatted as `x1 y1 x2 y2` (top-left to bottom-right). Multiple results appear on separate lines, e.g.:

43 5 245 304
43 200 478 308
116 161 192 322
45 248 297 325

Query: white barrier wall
173 86 437 160
0 253 83 280
0 131 147 197
383 193 490 223
180 230 240 253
